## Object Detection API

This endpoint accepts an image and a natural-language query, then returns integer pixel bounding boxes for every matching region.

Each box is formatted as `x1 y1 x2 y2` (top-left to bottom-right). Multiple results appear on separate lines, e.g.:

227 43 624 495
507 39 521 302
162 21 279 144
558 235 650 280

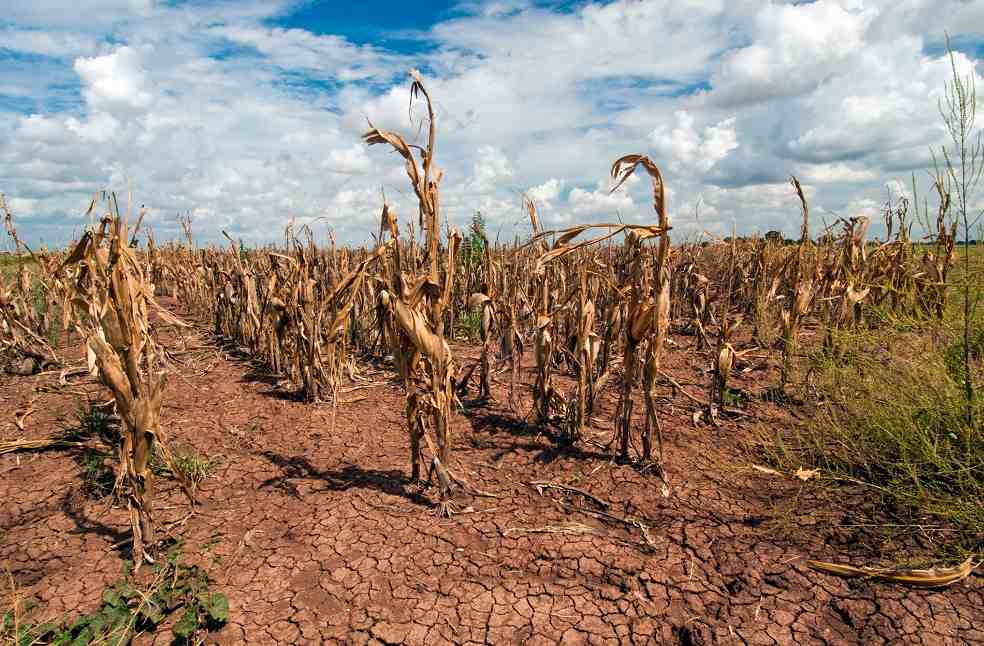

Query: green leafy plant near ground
144 446 213 510
169 446 215 495
2 541 228 646
457 311 484 342
77 405 114 444
774 316 984 532
78 448 115 499
72 406 117 499
151 445 213 487
74 404 212 500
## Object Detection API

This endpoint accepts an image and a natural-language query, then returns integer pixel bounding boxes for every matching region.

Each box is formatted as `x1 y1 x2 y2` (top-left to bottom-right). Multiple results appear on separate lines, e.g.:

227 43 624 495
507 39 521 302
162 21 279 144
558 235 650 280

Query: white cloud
884 178 911 203
0 0 981 246
468 146 514 193
66 112 120 143
527 178 564 204
213 25 396 81
17 114 69 142
74 46 152 111
785 47 980 164
0 28 97 57
795 163 877 184
706 1 872 106
570 182 634 217
650 111 739 173
842 196 884 223
1 0 154 27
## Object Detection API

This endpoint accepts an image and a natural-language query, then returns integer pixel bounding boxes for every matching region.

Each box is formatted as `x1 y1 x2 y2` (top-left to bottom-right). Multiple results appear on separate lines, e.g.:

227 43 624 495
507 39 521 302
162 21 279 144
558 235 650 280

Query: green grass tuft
770 315 984 547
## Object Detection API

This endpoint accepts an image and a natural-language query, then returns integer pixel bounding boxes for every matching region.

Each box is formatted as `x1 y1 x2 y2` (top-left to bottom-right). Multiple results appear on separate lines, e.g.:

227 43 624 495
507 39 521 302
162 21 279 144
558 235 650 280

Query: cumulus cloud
527 178 564 204
706 1 872 106
570 182 634 218
74 47 153 111
649 111 739 174
2 0 153 28
0 0 981 247
468 146 515 193
794 163 877 184
0 28 98 57
212 25 397 82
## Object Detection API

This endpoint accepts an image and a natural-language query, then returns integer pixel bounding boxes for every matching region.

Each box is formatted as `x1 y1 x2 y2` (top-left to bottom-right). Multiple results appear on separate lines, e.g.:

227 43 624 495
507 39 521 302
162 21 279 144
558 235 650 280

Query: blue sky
1 0 983 248
272 0 457 50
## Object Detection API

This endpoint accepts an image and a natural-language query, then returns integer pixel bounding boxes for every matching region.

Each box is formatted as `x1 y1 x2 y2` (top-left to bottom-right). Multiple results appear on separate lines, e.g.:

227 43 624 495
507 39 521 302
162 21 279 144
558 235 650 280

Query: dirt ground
2 303 982 645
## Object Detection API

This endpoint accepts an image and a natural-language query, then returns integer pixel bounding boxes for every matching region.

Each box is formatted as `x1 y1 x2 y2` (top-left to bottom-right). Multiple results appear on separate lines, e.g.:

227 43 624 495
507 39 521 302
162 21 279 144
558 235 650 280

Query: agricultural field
2 74 983 645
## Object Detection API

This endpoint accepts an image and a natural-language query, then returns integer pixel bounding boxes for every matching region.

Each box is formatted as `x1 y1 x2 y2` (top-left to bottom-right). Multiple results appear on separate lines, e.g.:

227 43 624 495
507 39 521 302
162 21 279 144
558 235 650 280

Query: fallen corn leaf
795 467 820 481
752 464 781 476
807 556 978 588
14 406 35 431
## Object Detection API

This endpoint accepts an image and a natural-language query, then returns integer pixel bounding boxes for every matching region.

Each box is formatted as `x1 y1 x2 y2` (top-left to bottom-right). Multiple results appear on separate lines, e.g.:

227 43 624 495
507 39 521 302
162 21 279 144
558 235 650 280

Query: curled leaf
807 556 977 589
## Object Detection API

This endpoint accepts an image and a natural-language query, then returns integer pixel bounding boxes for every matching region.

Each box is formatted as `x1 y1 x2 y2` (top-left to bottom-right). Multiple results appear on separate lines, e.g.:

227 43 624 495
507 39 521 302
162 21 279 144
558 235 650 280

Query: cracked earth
2 305 982 645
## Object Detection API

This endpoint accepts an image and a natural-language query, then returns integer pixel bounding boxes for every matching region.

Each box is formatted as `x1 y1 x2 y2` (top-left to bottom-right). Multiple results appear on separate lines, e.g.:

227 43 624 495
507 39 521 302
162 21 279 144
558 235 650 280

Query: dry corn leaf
807 556 977 589
14 406 35 431
0 436 83 455
752 464 781 476
86 337 99 376
795 467 820 481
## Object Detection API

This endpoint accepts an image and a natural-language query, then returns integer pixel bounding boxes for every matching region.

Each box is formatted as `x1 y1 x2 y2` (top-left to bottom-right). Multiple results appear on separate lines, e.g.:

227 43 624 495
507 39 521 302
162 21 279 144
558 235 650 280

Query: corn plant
61 194 192 567
364 71 463 515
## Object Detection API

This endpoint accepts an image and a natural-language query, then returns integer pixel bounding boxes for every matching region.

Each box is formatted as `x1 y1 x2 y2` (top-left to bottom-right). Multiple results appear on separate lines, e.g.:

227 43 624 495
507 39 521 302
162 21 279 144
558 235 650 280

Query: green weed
1 541 228 645
770 318 984 545
78 448 115 499
457 311 483 342
171 447 215 492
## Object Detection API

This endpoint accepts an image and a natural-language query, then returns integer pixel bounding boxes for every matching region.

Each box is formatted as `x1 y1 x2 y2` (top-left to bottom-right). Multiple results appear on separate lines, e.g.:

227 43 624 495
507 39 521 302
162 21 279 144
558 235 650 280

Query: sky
1 0 983 248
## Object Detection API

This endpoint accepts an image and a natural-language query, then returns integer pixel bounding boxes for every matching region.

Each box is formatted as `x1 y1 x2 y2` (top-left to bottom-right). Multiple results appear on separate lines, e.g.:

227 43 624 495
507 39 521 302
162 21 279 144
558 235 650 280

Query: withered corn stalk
527 171 668 466
464 227 497 401
364 71 463 516
532 247 557 427
1 196 65 373
711 230 739 412
916 175 956 319
609 155 671 468
565 263 597 444
61 195 192 567
779 176 814 389
497 241 526 412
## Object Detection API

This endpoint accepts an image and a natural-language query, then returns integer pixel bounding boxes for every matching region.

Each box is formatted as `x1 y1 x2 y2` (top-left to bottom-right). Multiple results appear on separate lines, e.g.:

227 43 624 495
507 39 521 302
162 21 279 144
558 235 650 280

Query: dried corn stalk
61 195 190 567
610 155 671 470
1 196 65 373
365 71 463 516
779 177 814 389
